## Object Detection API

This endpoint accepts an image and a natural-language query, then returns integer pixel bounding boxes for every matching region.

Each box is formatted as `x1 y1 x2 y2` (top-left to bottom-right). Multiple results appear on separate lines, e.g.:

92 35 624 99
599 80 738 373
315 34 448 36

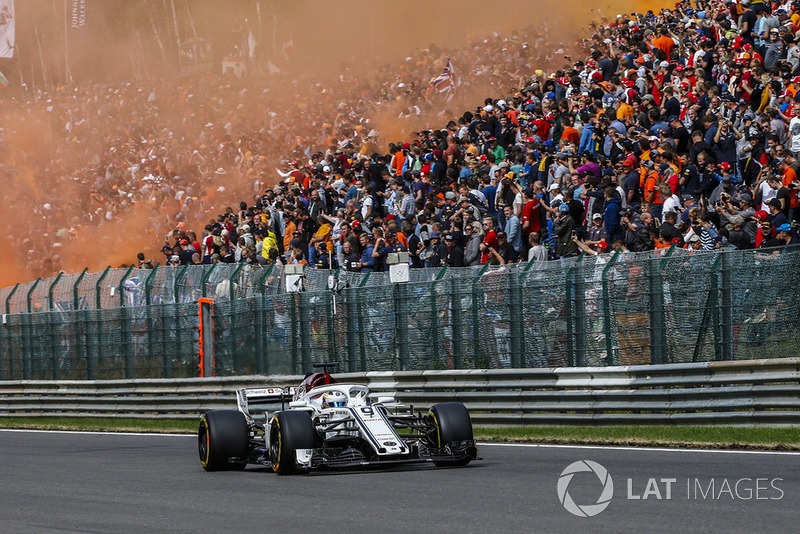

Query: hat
445 191 456 200
721 177 733 185
241 224 250 233
215 167 226 175
777 223 793 232
755 210 769 220
558 203 570 212
659 61 670 68
623 155 638 167
592 212 603 220
682 194 696 202
718 162 732 172
548 182 561 191
496 231 508 238
688 234 701 243
668 115 679 122
596 240 609 250
430 231 441 239
179 238 189 245
444 234 454 241
498 161 510 169
728 215 745 226
523 187 534 197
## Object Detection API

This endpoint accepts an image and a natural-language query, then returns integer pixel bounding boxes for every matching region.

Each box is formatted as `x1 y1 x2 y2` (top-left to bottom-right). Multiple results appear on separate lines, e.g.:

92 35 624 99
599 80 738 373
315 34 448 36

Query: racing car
198 363 478 474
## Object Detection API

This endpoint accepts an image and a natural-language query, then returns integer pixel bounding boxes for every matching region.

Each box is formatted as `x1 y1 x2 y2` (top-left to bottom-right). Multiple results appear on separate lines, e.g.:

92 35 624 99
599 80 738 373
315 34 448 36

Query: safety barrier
0 358 798 425
2 245 800 380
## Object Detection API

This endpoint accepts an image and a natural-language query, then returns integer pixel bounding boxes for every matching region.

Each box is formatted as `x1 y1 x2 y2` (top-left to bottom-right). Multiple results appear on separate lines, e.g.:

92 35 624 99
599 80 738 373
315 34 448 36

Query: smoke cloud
0 0 661 286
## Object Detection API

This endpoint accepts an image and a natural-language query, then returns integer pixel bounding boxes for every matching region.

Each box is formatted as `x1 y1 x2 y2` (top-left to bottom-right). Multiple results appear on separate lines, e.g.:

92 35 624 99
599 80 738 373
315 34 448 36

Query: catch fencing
0 246 798 380
1 359 798 425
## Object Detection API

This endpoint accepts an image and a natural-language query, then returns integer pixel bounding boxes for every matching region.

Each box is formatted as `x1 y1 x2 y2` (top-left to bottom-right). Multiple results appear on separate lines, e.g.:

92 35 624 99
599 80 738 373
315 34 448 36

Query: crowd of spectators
1 14 561 280
162 0 800 272
5 1 800 280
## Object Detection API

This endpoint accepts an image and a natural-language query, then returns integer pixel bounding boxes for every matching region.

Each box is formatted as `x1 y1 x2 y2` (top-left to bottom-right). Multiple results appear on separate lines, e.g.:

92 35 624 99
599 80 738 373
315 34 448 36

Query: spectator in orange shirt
561 115 581 145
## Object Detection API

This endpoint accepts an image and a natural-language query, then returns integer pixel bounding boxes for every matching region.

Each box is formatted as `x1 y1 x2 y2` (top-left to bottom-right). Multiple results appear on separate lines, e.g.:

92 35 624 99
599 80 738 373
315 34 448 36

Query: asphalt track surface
0 430 798 533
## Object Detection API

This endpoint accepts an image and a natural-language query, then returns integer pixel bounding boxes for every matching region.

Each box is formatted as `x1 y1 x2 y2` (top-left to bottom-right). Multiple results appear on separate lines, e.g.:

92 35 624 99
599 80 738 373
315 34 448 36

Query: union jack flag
430 58 458 101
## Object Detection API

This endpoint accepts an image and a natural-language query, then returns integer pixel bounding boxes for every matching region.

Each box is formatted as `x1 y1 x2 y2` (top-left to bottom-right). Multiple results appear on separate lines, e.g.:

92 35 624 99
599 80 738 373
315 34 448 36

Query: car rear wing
236 386 297 421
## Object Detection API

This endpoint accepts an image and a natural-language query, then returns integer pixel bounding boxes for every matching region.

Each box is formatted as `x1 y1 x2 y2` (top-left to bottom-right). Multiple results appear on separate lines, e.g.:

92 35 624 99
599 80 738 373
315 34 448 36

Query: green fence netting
0 246 798 379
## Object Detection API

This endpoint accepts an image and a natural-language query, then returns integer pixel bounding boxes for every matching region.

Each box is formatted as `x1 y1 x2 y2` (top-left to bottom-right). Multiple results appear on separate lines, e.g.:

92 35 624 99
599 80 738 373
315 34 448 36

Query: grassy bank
0 418 797 450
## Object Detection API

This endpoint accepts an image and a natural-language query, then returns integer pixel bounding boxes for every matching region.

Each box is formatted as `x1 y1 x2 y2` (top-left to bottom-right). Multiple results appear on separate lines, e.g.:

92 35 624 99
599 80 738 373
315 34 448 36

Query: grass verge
0 417 198 434
1 418 797 451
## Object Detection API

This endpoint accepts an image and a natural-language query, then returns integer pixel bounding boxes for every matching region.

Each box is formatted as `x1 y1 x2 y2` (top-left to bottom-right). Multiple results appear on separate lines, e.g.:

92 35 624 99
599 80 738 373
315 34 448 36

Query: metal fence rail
1 245 799 379
0 359 798 425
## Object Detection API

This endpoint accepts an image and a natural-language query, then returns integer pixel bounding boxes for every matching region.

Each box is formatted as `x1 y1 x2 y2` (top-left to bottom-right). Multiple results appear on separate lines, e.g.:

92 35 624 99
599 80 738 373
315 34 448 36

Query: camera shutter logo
557 460 614 517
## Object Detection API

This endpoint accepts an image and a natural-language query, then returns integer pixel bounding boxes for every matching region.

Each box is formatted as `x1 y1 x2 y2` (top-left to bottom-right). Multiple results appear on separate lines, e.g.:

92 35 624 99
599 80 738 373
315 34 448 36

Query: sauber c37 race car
198 364 479 474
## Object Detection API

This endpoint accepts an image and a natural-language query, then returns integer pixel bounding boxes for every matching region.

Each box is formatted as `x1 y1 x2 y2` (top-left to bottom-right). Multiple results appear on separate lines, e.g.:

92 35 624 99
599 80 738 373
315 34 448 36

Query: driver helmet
321 390 348 409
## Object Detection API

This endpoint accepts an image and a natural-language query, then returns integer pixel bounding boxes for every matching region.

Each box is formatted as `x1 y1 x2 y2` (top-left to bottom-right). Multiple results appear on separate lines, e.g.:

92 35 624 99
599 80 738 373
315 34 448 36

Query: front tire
428 402 477 467
270 411 315 475
198 410 249 472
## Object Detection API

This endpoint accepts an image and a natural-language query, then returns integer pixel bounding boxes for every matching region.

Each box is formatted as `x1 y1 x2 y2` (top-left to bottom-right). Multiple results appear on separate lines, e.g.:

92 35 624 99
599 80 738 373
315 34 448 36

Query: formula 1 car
198 363 478 474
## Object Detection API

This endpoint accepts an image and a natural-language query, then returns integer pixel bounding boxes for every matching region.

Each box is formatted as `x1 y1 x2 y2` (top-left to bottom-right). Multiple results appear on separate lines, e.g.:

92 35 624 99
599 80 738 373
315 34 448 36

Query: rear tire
428 402 476 467
270 411 315 475
198 410 249 472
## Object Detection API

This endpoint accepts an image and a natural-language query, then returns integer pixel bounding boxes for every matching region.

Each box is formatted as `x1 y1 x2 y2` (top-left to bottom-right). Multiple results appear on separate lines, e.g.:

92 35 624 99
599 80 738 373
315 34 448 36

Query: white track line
0 428 193 437
478 442 800 456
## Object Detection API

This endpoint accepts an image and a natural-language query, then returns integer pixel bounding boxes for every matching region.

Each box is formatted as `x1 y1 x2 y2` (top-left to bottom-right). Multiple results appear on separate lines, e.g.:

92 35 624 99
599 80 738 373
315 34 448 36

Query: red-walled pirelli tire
428 402 476 467
269 411 315 475
198 410 249 472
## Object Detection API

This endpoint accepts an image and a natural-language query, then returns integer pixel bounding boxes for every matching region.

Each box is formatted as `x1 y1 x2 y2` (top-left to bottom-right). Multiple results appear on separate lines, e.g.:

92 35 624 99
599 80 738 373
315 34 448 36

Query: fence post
5 283 18 314
428 266 448 370
173 264 189 303
47 273 63 380
290 293 299 374
118 266 135 379
72 268 88 379
326 290 336 364
514 258 537 367
228 262 244 301
144 265 160 369
95 266 110 310
201 262 217 298
3 283 17 378
26 278 41 314
720 251 734 360
692 255 722 362
564 255 585 367
23 279 41 380
471 263 490 367
450 277 464 369
574 258 588 367
299 294 311 373
395 283 409 370
647 255 667 365
257 264 275 375
357 272 371 371
508 268 523 368
601 250 621 364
